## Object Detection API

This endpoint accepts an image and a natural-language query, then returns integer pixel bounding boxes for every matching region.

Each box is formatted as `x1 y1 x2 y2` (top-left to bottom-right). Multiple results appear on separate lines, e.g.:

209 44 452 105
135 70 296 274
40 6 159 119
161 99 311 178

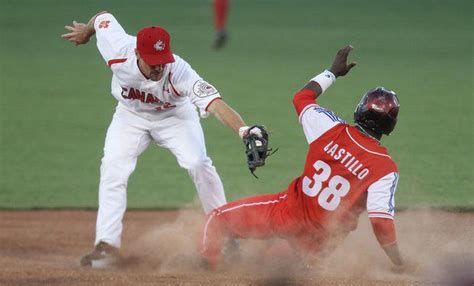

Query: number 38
302 160 350 211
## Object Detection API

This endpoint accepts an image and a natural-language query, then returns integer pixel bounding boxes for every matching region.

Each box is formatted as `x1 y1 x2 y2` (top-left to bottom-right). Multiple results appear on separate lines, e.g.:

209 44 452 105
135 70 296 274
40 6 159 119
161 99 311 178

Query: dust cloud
127 208 474 284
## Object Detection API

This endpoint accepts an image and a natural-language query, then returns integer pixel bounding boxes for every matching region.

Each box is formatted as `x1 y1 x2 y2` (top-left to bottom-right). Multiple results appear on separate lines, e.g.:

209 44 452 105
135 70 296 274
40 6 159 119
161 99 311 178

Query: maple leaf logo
154 40 165 51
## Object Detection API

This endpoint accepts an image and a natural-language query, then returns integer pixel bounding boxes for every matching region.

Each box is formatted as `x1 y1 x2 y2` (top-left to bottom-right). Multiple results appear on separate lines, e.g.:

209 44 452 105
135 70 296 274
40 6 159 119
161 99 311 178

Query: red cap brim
142 52 175 66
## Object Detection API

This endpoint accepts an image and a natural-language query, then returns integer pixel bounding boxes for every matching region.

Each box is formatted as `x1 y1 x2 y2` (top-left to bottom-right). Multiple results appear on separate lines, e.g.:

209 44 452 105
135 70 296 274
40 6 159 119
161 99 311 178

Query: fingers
337 45 352 53
345 45 354 56
341 45 353 59
64 25 75 32
343 45 353 51
61 20 90 45
61 32 74 39
334 45 354 65
61 32 79 45
61 31 76 39
249 127 263 138
348 61 357 70
63 21 85 33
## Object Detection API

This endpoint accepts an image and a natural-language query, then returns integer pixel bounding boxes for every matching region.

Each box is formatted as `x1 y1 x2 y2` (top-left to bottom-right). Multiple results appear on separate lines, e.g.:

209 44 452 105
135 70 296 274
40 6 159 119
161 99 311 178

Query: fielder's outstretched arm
207 99 249 138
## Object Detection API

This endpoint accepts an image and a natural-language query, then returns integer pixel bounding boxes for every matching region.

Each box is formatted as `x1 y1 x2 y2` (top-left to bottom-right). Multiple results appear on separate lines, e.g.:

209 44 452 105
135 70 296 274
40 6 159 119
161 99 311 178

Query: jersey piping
345 127 391 158
205 97 222 111
388 173 398 212
108 58 127 67
167 72 181 96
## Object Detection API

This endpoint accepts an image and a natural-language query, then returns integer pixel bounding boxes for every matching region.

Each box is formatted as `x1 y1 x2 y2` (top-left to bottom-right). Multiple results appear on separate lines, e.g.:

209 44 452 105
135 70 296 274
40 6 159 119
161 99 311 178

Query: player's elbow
292 91 301 106
292 89 318 112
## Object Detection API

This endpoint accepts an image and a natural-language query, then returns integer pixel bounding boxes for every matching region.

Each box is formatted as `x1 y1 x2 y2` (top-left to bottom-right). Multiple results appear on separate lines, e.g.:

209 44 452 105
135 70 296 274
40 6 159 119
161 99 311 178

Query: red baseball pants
198 191 327 266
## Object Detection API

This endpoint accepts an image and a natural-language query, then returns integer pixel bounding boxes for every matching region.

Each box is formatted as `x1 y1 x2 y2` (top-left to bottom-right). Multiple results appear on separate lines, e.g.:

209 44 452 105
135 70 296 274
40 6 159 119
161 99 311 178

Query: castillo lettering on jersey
323 141 369 180
121 87 176 111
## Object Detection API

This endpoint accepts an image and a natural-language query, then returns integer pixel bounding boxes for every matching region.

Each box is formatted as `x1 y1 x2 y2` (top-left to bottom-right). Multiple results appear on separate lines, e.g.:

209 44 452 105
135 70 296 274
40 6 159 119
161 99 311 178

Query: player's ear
134 48 141 59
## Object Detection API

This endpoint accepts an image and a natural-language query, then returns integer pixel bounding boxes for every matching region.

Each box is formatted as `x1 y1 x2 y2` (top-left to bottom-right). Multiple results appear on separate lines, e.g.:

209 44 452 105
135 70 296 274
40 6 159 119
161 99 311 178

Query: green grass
0 0 472 209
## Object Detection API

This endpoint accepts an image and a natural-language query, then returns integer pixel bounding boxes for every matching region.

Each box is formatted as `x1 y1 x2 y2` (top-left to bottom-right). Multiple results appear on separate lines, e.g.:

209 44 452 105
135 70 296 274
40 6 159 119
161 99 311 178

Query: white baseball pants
95 105 227 248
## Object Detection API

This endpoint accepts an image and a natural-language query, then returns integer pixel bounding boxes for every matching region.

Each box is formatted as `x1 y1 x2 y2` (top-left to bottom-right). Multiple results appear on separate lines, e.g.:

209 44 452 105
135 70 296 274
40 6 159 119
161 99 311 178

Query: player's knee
181 156 212 171
100 156 135 178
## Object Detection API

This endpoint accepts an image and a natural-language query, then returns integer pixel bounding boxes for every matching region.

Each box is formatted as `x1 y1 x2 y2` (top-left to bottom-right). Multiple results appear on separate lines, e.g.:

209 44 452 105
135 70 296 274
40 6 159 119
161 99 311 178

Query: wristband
310 70 336 94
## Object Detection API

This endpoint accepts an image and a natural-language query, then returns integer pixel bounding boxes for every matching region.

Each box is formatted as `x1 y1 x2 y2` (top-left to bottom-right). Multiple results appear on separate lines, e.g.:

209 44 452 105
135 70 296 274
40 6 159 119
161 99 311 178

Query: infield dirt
0 210 472 285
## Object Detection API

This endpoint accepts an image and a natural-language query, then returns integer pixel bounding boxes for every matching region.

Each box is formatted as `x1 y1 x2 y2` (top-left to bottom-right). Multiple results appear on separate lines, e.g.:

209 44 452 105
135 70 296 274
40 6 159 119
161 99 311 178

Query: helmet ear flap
366 120 376 129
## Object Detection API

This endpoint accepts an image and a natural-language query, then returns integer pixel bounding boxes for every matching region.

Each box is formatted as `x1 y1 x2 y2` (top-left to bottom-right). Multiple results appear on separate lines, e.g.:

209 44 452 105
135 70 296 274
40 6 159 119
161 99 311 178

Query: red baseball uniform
199 87 399 266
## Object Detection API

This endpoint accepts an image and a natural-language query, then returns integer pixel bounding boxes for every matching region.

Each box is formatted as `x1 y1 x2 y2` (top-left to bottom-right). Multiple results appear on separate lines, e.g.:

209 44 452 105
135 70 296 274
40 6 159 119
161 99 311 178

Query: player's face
135 50 166 81
139 59 165 81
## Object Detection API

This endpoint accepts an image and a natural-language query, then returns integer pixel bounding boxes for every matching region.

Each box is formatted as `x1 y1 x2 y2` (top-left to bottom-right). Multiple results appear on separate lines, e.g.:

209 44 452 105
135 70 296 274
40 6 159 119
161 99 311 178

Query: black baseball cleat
80 241 121 268
213 30 228 50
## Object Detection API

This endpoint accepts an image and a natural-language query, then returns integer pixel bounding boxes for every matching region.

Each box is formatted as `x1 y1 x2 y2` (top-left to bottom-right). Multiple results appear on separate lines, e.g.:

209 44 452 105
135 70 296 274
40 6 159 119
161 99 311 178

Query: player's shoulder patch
95 13 112 29
193 79 218 98
313 106 345 123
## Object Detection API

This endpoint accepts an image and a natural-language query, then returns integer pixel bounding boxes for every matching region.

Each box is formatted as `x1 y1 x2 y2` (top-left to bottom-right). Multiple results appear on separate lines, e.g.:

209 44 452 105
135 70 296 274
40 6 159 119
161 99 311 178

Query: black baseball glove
243 125 278 178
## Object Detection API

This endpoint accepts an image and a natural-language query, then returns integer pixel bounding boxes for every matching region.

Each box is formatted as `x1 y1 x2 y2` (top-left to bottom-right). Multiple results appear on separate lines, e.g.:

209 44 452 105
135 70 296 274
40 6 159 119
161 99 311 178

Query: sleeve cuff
204 97 222 112
368 211 394 220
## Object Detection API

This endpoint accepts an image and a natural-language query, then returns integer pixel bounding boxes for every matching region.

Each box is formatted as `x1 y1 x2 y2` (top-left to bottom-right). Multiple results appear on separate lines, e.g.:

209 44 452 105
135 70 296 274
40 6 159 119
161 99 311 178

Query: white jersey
93 13 221 120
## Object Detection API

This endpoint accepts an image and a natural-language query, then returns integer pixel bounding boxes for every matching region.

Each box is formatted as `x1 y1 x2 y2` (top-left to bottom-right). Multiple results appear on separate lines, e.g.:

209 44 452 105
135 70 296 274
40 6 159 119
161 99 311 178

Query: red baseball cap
136 26 175 65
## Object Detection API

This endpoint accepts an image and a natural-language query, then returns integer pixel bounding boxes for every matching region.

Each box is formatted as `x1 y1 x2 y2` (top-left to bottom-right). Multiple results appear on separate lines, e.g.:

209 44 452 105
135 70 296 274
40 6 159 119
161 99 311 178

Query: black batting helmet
354 87 400 135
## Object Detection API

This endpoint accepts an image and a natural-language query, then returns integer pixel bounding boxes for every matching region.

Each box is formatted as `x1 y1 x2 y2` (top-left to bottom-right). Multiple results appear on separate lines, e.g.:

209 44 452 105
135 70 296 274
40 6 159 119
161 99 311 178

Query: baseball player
199 46 409 272
61 12 264 268
213 0 230 49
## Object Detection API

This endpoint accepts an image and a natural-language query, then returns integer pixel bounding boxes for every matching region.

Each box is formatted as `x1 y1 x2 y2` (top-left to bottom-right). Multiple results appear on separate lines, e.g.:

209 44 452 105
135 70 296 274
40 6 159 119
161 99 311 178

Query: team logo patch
154 40 165 51
193 80 218 98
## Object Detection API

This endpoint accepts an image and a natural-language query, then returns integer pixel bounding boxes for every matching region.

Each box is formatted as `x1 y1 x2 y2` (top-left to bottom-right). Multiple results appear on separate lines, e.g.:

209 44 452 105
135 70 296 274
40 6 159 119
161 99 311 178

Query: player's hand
61 21 94 46
242 125 278 178
390 260 419 274
329 45 357 78
239 126 263 139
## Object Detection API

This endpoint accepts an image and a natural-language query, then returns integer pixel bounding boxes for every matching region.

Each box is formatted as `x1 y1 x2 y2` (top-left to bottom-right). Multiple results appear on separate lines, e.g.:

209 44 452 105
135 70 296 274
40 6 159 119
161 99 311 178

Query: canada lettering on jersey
323 140 369 180
121 87 176 110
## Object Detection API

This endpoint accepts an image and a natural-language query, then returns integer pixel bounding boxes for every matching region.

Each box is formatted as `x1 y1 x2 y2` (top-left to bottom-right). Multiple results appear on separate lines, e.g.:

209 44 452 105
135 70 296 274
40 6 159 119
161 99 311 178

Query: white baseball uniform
92 13 227 248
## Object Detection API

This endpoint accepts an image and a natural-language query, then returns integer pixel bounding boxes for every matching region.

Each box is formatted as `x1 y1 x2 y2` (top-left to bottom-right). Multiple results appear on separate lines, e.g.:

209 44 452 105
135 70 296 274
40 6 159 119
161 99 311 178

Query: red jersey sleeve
292 89 318 117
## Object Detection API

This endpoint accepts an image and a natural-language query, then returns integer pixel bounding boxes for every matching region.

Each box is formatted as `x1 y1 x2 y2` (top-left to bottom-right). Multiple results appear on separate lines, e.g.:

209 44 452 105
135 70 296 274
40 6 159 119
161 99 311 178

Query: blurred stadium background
0 0 472 209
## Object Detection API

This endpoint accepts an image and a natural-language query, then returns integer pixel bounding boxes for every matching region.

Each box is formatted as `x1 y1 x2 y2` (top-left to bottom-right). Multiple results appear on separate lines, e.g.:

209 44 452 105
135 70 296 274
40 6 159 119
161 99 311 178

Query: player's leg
95 106 152 248
213 0 229 49
284 227 337 270
150 116 226 213
199 192 289 268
